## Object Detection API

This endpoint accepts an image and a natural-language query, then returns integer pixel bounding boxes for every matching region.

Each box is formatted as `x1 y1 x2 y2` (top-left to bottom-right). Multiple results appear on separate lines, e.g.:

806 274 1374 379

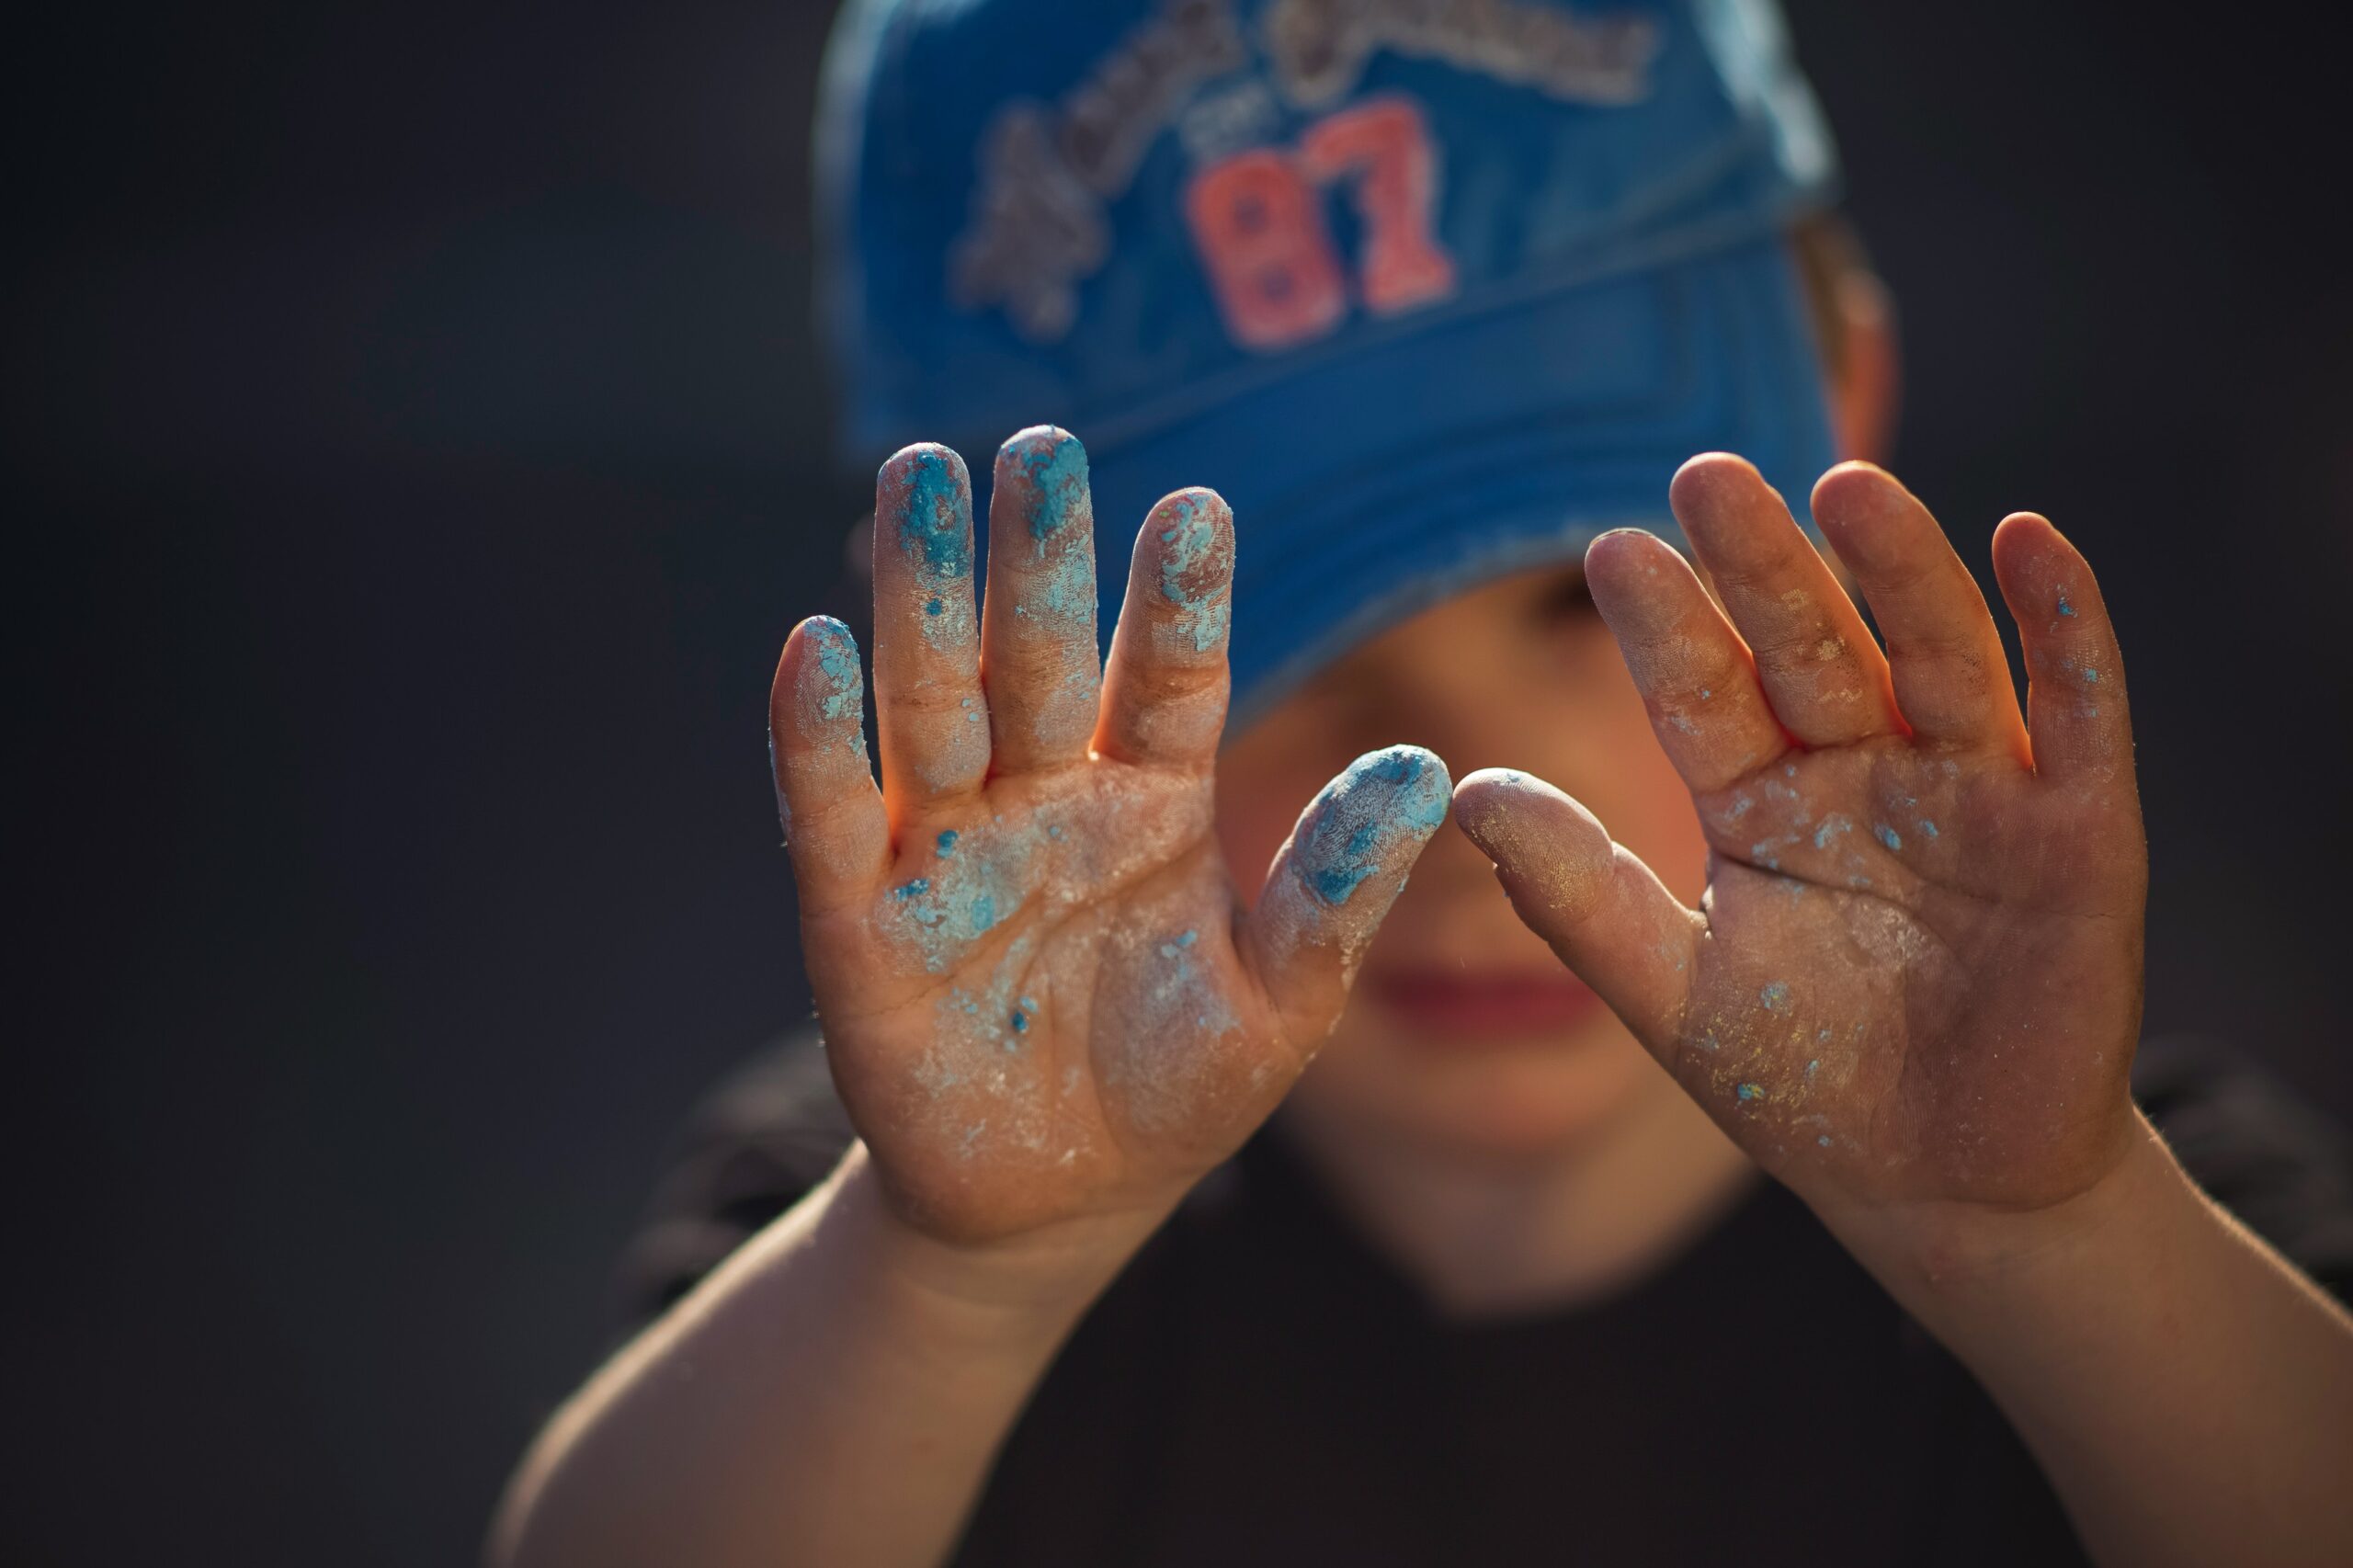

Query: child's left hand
1454 456 2147 1239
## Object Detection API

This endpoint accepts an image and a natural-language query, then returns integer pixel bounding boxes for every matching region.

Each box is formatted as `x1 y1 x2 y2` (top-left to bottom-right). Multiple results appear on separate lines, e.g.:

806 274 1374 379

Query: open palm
1457 457 2145 1217
771 432 1446 1244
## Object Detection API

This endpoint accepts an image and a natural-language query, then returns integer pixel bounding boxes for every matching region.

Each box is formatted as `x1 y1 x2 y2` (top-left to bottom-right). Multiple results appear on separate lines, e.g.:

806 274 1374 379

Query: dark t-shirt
620 1036 2353 1566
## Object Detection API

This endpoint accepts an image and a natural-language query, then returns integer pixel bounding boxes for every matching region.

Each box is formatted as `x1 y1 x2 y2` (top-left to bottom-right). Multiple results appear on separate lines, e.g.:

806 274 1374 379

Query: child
494 2 2353 1563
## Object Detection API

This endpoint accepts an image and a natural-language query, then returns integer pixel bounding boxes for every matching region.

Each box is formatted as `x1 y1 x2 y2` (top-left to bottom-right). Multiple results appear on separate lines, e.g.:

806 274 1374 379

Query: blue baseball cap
817 0 1841 724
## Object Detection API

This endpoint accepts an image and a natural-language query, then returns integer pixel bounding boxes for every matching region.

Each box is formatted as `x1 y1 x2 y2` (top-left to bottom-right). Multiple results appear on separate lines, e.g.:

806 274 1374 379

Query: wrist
833 1145 1167 1353
1816 1112 2179 1318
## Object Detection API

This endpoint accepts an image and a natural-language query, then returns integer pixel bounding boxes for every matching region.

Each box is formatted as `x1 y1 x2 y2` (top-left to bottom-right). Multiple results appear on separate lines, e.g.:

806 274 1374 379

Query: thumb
1449 768 1698 1059
1238 745 1450 1049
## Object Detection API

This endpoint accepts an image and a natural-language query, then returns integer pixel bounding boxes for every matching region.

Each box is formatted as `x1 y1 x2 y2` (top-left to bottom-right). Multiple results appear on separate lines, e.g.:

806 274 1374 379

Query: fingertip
779 615 866 733
1291 744 1451 908
1145 485 1233 536
1991 512 2094 599
993 426 1092 545
1239 745 1448 1037
1366 742 1452 825
998 423 1080 460
877 443 973 571
1668 450 1767 516
1808 461 1928 568
1452 764 1582 822
1139 487 1235 652
1808 459 1901 519
1584 525 1667 570
1993 513 2115 661
1811 457 1894 493
1451 766 1605 856
1583 526 1679 586
879 439 970 490
1451 768 1626 933
770 616 886 891
1991 509 2063 557
1675 445 1813 543
1583 527 1698 631
781 612 858 673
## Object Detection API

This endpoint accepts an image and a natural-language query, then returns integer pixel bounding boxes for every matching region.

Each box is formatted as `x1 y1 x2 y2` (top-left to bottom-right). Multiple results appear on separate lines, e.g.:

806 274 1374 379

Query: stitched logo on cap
949 0 1659 345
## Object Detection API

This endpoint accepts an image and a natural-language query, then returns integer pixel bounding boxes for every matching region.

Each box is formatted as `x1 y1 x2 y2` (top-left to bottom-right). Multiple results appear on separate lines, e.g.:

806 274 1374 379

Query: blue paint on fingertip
803 618 863 722
1874 823 1903 851
1154 491 1233 652
1294 746 1452 906
1760 981 1791 1012
1006 427 1090 544
893 446 972 578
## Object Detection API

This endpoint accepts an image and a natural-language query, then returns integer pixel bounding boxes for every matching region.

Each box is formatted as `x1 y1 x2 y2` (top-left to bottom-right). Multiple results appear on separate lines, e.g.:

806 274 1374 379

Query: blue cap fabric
818 0 1842 722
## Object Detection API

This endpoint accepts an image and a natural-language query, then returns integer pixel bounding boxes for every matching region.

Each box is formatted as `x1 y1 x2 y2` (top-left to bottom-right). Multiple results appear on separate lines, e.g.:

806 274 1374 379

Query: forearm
490 1143 1155 1568
1831 1115 2353 1568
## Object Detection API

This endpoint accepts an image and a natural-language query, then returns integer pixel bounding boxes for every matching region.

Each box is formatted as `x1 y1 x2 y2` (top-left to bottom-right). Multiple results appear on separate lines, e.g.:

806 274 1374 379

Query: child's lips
1360 965 1607 1040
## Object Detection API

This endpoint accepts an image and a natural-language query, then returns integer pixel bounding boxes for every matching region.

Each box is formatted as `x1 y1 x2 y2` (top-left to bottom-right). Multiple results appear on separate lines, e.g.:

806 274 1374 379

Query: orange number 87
1184 97 1458 351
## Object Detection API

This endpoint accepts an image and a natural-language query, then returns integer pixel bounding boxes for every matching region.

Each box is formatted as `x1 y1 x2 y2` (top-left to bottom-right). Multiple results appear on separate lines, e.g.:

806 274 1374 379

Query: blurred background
10 0 2349 1561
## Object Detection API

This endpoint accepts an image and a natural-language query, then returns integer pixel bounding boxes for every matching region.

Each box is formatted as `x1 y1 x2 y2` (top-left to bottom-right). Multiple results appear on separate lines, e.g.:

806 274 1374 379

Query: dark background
11 1 2349 1561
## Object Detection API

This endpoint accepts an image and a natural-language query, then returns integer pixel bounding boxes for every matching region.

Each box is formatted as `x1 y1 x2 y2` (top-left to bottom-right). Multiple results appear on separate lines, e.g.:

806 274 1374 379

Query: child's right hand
768 429 1448 1249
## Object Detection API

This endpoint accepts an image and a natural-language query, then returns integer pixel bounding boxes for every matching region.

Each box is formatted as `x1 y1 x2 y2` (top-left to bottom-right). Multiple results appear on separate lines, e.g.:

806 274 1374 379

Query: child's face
1218 563 1707 1157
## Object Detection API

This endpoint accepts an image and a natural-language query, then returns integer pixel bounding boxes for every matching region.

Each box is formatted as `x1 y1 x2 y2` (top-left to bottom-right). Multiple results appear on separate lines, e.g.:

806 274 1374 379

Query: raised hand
1454 456 2146 1221
770 430 1448 1245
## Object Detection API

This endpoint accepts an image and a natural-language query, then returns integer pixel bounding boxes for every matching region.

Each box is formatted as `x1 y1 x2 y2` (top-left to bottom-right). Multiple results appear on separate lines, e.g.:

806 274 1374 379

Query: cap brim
1078 232 1837 729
